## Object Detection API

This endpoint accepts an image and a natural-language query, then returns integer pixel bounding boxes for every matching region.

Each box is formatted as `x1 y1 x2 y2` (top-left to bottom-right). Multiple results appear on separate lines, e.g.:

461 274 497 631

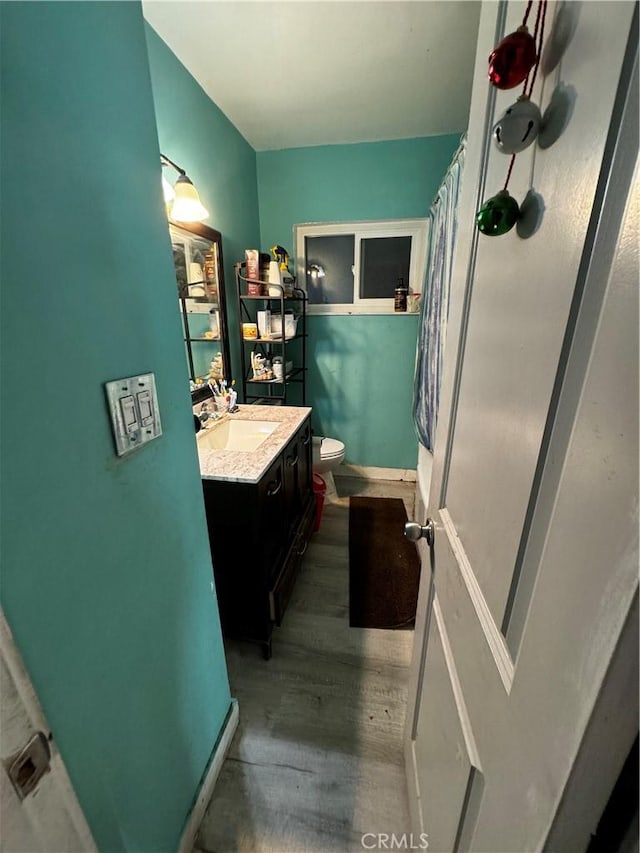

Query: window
295 219 429 314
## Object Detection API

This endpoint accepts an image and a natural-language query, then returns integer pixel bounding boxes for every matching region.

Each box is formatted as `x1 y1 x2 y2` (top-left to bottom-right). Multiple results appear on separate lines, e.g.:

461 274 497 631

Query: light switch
120 395 139 434
105 373 162 457
136 390 154 426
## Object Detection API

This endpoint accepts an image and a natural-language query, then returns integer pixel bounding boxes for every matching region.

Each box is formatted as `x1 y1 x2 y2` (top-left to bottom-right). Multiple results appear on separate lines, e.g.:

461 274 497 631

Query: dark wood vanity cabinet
202 415 314 659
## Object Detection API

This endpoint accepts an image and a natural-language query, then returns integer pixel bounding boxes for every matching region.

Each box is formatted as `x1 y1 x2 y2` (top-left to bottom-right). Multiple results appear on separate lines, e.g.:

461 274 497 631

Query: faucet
198 400 222 425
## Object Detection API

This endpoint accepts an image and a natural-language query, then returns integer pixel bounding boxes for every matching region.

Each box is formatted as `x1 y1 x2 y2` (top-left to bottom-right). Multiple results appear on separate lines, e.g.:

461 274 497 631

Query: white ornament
493 96 542 155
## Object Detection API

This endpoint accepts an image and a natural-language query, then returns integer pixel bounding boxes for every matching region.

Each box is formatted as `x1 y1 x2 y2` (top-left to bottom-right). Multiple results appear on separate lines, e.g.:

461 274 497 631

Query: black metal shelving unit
235 263 307 406
179 293 229 382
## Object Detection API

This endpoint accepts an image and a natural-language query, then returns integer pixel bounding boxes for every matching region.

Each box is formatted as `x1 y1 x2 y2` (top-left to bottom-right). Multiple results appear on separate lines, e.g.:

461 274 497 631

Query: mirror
168 220 231 395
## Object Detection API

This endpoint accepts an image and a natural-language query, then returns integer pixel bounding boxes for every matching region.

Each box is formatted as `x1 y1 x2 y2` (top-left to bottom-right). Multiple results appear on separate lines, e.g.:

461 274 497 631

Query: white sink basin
197 418 278 452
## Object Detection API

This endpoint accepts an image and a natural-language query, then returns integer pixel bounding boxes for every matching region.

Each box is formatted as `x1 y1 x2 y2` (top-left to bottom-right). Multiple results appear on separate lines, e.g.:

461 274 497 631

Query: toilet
312 436 345 473
312 436 345 498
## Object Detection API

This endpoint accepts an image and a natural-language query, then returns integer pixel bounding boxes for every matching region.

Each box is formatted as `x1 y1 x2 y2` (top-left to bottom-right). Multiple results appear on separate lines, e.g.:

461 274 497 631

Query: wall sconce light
160 154 209 223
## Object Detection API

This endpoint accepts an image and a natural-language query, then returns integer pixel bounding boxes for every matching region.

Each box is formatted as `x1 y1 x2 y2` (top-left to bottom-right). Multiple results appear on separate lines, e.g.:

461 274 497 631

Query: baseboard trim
178 698 239 853
334 464 417 482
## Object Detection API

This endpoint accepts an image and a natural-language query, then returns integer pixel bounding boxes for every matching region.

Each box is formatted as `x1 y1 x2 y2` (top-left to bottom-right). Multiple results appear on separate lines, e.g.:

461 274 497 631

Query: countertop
194 404 312 484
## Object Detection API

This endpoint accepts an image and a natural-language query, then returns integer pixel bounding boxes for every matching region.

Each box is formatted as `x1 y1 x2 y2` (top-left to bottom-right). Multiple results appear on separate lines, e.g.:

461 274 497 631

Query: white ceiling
143 1 481 151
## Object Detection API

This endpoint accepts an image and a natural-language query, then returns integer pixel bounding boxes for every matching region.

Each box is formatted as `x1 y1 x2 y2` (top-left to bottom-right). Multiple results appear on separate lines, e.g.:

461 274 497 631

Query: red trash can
312 473 327 532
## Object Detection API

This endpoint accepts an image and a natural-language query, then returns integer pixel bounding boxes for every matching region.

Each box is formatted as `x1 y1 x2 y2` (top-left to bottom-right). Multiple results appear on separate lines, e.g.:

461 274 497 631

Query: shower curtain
414 135 466 451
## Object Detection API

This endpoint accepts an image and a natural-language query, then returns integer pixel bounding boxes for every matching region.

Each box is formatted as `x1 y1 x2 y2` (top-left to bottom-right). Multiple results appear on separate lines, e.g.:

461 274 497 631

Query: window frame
294 218 430 315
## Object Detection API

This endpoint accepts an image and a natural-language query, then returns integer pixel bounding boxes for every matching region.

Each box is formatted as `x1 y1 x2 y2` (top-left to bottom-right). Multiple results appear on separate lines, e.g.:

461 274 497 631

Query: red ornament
488 26 538 89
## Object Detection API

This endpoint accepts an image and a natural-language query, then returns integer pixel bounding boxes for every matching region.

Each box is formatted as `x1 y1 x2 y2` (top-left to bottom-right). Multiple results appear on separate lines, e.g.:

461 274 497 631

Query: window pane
305 235 354 305
360 236 412 299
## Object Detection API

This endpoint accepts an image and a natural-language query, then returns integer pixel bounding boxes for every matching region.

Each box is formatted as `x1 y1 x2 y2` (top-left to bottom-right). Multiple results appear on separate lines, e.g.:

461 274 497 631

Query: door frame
1 608 96 851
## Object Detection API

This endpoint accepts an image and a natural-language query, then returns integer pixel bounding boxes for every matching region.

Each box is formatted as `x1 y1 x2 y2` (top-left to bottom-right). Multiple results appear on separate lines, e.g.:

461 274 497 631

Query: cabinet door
283 417 312 534
283 432 301 536
297 417 313 500
270 496 316 626
257 455 286 584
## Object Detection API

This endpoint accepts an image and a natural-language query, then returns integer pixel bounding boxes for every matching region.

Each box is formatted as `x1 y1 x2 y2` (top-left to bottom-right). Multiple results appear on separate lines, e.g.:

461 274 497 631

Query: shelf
186 336 221 342
235 270 306 300
187 294 220 302
244 368 306 385
182 297 220 306
245 367 307 385
239 294 306 302
241 334 307 344
236 264 307 406
246 397 284 405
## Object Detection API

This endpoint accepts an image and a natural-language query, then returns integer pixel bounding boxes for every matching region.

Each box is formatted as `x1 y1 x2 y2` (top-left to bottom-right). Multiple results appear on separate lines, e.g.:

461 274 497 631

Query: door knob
404 518 434 547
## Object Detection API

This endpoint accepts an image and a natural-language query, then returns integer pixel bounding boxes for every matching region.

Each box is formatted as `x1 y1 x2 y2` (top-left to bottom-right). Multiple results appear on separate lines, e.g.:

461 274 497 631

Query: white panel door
405 2 638 850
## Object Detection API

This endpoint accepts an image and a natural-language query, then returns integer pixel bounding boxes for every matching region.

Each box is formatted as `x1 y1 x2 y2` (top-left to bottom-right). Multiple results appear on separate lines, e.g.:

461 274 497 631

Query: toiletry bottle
245 249 263 295
272 245 295 295
268 260 282 296
394 278 408 312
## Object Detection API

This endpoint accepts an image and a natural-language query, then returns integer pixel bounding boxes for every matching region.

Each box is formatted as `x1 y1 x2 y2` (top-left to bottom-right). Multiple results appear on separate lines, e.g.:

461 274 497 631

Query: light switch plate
105 373 162 457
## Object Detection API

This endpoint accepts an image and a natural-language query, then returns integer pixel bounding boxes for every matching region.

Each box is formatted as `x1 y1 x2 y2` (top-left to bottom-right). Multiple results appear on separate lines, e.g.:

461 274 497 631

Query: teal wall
257 136 460 468
0 3 231 850
145 24 261 393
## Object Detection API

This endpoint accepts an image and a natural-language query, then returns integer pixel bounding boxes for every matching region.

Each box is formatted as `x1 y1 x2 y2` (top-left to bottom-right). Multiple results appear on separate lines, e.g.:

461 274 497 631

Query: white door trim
0 609 97 851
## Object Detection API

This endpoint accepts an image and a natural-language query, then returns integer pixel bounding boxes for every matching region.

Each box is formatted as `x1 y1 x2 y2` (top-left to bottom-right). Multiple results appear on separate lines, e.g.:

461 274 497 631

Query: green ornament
476 189 520 236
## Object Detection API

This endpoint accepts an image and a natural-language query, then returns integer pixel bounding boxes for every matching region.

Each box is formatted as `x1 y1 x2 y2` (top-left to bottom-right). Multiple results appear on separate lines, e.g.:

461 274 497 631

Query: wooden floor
195 477 417 853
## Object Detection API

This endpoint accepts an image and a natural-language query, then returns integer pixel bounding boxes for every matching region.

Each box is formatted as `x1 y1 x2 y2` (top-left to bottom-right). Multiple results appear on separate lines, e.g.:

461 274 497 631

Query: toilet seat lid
321 438 344 459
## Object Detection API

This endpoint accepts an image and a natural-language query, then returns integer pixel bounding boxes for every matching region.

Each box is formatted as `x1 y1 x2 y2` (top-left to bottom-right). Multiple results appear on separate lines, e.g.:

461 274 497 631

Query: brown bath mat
349 496 421 629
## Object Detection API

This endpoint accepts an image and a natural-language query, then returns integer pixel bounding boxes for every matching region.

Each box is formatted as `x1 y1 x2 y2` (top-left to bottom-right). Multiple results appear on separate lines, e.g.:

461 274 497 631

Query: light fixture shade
170 175 209 222
162 175 175 203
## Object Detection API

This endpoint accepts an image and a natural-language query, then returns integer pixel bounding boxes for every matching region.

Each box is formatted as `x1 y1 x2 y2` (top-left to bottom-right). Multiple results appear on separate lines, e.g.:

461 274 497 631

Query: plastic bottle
268 261 282 296
273 356 283 381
